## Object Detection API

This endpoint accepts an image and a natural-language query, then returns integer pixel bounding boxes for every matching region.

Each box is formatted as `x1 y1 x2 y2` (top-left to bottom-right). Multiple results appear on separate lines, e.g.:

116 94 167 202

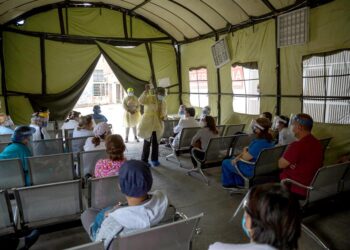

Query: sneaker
151 160 160 167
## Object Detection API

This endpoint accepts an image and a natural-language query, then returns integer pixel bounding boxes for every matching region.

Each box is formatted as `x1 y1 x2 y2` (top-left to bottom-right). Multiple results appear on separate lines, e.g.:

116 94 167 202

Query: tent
0 0 349 163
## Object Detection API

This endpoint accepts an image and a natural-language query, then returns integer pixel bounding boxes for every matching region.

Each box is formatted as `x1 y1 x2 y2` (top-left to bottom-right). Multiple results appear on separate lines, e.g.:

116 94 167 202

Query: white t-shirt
73 128 94 138
209 242 276 250
83 137 106 151
61 120 79 130
30 124 50 141
172 117 199 148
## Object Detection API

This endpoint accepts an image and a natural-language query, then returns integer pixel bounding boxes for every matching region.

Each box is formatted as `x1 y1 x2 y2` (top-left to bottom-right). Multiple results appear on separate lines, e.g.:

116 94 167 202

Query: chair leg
301 223 330 250
165 152 182 167
187 167 209 185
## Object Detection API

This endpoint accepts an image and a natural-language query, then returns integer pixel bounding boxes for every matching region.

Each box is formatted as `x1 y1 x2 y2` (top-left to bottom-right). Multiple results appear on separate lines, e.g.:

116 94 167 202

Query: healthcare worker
123 88 141 143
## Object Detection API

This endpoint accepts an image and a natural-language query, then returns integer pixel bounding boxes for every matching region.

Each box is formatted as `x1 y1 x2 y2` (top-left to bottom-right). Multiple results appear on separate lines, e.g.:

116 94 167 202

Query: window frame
301 49 350 124
231 62 260 115
188 67 209 107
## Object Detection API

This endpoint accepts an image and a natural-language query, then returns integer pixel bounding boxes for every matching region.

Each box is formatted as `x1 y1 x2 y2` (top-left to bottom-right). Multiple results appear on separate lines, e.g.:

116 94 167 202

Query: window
93 83 108 96
302 50 350 124
231 63 260 114
189 68 209 107
93 69 104 82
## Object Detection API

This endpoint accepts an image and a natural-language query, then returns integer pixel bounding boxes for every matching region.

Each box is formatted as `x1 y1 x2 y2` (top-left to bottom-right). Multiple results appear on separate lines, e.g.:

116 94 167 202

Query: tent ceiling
0 0 307 42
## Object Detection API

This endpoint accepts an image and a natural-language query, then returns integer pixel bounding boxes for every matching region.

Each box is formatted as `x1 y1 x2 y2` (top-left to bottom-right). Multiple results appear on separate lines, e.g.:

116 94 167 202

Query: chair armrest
232 163 249 181
281 178 314 190
237 159 255 165
191 148 206 162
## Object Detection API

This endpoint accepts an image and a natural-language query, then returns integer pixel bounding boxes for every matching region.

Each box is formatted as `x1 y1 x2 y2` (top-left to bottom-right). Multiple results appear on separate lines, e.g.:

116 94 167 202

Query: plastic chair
0 190 16 236
78 150 108 178
223 124 245 136
29 138 65 156
0 158 25 189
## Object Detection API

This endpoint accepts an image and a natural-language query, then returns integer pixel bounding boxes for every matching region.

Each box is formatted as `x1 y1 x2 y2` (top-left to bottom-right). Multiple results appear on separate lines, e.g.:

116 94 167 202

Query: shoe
151 160 160 167
23 229 40 249
135 137 140 142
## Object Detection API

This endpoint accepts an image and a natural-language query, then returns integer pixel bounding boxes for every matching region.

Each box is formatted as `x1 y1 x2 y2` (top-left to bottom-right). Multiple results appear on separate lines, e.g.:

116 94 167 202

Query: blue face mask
242 215 250 239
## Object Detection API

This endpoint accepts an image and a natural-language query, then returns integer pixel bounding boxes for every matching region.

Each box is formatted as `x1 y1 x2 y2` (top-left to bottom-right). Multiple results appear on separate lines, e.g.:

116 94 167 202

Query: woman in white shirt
61 110 80 133
84 122 111 151
72 115 94 153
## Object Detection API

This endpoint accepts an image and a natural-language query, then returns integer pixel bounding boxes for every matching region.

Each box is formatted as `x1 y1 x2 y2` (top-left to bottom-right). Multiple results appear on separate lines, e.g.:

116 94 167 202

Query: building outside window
189 67 209 107
231 63 260 114
302 50 350 124
93 69 104 82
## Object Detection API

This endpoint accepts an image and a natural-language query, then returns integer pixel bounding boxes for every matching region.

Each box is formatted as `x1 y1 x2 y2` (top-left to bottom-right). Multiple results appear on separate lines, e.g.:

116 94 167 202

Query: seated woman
84 122 112 151
0 113 14 135
222 118 274 189
61 110 80 135
190 115 219 167
275 115 295 146
209 183 301 250
81 160 168 248
94 134 126 178
92 105 108 124
73 115 94 138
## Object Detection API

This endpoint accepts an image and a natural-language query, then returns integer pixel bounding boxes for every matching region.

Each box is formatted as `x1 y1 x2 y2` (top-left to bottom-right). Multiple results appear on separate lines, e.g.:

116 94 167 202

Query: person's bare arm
278 157 291 169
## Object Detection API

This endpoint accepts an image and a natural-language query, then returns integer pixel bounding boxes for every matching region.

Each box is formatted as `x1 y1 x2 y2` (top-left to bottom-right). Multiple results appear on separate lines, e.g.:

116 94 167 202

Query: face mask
241 215 250 239
128 92 134 96
199 121 206 128
157 95 164 101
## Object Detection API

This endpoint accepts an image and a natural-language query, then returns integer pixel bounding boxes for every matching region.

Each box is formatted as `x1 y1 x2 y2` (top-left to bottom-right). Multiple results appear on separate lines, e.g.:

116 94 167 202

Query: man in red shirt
278 113 323 198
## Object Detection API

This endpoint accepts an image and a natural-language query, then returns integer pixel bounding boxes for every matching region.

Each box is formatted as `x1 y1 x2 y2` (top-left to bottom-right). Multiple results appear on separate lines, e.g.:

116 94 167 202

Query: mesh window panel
189 68 208 107
28 153 74 185
302 50 350 124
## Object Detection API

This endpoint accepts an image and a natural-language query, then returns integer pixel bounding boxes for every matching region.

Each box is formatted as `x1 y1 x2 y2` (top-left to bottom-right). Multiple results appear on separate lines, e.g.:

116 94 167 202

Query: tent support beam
0 32 9 114
215 34 222 125
40 36 47 95
58 7 65 35
174 43 183 105
131 0 151 12
145 42 156 88
123 12 128 39
275 17 281 115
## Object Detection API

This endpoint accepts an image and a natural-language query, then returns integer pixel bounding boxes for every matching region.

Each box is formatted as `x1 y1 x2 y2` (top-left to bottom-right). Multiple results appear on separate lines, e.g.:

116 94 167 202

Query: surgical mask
199 121 206 128
241 215 250 239
157 95 164 101
128 92 134 97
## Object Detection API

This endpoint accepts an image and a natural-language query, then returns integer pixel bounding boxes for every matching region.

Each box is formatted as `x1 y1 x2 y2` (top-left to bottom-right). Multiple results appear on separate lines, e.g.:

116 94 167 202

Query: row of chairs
1 175 203 250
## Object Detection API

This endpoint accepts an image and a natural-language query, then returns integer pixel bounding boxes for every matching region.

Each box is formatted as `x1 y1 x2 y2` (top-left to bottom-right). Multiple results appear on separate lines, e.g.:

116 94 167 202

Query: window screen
93 69 104 82
189 68 209 107
231 63 260 114
93 83 108 97
302 50 350 124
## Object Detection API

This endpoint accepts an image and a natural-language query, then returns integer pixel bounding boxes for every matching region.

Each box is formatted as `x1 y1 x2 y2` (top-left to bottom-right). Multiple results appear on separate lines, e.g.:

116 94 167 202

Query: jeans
141 131 159 162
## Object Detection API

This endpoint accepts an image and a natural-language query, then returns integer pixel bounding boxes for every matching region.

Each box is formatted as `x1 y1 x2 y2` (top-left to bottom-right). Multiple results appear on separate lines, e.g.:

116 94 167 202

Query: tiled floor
32 141 350 250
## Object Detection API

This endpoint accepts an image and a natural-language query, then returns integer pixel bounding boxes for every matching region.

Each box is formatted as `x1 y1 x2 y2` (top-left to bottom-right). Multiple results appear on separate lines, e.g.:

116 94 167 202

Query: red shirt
280 134 323 197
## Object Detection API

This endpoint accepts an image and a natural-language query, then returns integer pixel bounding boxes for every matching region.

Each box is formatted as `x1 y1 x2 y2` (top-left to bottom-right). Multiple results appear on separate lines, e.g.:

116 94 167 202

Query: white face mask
128 92 134 96
157 95 164 101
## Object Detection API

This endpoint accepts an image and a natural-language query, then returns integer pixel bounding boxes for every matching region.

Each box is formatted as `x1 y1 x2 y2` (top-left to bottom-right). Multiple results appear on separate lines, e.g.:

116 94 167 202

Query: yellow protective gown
137 91 167 142
123 95 141 128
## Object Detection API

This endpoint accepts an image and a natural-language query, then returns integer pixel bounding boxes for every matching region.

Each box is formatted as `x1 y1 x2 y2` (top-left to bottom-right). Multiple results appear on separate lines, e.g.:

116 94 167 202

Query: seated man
0 126 36 185
81 160 168 248
171 107 199 148
278 113 323 198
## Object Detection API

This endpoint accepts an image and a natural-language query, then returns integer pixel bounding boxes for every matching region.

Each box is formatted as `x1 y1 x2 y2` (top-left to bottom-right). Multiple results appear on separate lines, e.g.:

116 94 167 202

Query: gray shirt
191 127 219 151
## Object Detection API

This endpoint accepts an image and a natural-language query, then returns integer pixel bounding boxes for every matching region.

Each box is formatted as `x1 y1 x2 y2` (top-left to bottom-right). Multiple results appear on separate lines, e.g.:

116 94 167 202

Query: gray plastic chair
189 136 234 185
0 142 10 152
0 134 12 143
216 125 226 136
232 145 287 190
166 127 200 167
0 190 15 236
0 158 25 189
112 213 203 250
14 179 82 229
65 241 104 250
66 136 90 154
78 150 108 178
64 129 74 139
29 138 64 156
28 153 75 185
223 124 245 136
47 121 56 131
88 175 126 209
231 133 255 157
163 120 177 139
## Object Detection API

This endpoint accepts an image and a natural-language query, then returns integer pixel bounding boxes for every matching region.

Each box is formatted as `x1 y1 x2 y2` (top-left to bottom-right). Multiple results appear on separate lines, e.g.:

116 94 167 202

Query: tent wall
180 0 350 164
